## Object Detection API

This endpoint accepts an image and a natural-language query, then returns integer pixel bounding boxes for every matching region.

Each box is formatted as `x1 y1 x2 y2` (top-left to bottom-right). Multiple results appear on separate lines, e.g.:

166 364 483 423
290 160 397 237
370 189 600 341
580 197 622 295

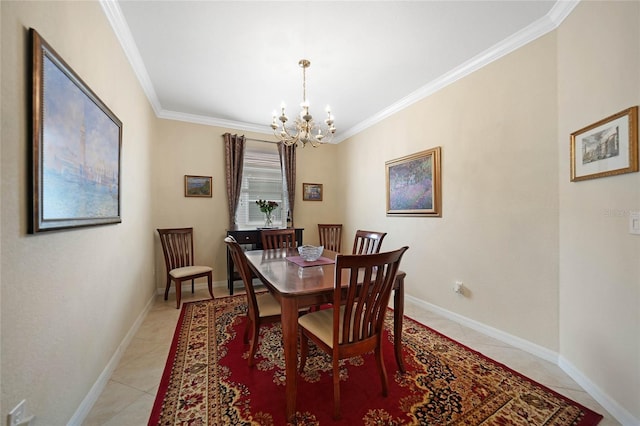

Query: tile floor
83 284 620 425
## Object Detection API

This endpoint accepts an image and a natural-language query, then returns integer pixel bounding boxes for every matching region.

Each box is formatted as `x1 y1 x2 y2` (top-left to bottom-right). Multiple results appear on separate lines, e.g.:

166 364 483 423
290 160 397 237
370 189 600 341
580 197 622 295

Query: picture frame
386 146 441 217
302 183 323 201
570 106 638 182
184 175 212 197
30 29 122 233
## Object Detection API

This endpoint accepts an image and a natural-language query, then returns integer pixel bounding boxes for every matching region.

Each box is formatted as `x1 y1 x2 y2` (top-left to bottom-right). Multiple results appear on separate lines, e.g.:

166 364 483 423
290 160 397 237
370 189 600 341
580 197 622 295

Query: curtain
278 143 297 227
224 133 246 228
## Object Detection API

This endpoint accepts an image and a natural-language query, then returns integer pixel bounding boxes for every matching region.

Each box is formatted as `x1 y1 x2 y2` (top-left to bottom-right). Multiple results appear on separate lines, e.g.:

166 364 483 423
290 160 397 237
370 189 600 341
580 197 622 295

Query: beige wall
1 0 638 424
335 2 639 422
150 120 342 290
557 1 640 422
338 32 560 350
1 1 156 424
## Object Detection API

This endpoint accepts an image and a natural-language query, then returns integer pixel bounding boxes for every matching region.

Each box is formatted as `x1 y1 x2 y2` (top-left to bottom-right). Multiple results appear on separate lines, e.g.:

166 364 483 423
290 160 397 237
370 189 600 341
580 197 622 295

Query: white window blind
236 141 287 227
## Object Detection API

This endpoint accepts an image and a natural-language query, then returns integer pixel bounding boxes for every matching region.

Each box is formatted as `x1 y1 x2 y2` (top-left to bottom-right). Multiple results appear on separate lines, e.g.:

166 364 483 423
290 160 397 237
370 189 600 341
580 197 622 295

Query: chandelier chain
302 64 306 104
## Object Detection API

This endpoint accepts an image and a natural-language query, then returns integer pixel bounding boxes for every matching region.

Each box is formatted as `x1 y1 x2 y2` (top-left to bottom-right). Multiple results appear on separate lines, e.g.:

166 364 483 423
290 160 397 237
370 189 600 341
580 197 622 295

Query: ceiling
102 1 575 143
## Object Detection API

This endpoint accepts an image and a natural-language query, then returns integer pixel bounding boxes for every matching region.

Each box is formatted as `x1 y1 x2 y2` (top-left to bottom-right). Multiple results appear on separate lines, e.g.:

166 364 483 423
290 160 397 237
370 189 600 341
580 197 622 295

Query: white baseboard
405 294 637 426
558 356 639 426
68 293 156 426
405 294 558 363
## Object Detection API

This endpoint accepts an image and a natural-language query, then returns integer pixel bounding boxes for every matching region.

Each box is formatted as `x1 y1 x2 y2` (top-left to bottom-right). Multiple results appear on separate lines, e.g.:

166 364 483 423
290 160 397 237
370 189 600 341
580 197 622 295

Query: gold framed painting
386 146 441 217
184 175 212 197
570 106 638 182
302 183 323 201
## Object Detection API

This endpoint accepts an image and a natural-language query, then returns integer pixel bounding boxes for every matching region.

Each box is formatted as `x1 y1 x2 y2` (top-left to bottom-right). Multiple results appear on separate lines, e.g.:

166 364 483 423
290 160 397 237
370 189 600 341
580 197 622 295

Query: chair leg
164 277 171 301
376 343 389 397
247 322 260 367
191 279 195 294
207 273 214 300
332 356 341 419
175 279 182 309
243 317 251 344
299 332 309 373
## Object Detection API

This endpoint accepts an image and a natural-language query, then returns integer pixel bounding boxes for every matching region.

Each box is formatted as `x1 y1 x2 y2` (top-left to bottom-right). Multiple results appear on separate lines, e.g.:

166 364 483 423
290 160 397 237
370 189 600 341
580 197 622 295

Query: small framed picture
570 106 638 182
184 175 212 197
303 183 323 201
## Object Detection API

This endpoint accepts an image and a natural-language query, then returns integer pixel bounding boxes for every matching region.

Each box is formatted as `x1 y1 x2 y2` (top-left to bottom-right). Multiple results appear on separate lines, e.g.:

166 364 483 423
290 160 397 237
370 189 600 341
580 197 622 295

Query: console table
226 227 304 294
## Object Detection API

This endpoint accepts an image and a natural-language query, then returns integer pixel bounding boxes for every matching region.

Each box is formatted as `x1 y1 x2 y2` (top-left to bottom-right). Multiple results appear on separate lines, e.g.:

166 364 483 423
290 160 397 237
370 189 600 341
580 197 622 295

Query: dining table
244 247 407 421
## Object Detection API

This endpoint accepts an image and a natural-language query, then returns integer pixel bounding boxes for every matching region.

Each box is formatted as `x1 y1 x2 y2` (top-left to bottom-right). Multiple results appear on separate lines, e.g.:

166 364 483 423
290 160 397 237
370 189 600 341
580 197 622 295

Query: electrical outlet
630 211 640 235
7 400 25 426
454 281 464 294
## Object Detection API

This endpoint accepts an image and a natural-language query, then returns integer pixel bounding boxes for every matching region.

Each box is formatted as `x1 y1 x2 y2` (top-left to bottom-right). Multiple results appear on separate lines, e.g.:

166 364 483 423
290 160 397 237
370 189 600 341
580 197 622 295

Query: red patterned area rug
149 295 602 425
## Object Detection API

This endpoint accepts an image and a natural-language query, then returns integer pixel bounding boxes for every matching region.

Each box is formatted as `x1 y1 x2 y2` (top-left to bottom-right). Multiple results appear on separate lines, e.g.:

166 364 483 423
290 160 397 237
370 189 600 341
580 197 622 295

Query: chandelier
270 59 336 147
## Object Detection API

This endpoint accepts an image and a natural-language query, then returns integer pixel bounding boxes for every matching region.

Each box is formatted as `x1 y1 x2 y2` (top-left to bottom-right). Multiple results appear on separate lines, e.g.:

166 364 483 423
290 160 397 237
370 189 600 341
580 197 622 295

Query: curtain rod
246 137 278 145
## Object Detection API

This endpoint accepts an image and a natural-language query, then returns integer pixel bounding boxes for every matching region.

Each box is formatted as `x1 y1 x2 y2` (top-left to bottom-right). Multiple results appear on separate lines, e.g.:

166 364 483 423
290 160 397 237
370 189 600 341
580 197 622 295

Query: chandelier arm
276 123 299 146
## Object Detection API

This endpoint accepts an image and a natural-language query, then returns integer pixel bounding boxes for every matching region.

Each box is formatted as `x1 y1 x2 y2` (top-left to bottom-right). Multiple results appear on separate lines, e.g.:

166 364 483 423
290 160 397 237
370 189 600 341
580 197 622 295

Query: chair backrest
333 246 409 347
318 224 343 252
157 228 195 272
352 230 387 255
261 228 298 249
224 237 260 321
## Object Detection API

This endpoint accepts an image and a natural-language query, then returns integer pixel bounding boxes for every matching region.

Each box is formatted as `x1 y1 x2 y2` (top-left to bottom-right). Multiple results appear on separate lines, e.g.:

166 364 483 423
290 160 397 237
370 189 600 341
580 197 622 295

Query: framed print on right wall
570 106 638 182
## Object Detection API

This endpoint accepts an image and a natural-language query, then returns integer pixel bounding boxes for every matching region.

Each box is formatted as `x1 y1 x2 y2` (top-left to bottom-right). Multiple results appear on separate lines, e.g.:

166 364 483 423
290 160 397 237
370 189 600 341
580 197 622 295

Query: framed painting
184 175 212 197
303 183 323 201
570 106 638 182
30 29 122 233
386 146 441 217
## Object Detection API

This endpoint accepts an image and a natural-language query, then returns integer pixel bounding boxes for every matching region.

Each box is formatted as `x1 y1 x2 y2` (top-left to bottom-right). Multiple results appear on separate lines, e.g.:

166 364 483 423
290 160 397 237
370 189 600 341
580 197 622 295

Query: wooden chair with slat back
352 230 387 254
318 224 343 253
298 246 409 419
261 228 298 249
224 236 283 367
157 228 213 309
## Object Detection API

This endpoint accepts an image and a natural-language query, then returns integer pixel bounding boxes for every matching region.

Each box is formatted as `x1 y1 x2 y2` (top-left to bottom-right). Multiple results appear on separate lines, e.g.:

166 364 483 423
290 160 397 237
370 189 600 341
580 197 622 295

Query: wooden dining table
244 247 407 421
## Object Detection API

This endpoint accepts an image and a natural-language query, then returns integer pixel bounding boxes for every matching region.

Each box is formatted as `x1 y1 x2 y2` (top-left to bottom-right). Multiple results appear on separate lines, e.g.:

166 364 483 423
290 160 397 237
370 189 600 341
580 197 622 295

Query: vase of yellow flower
256 199 278 228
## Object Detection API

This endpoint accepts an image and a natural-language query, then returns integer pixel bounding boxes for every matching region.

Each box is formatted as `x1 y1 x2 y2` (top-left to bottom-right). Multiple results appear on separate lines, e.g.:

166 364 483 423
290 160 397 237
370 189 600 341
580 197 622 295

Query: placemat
286 256 335 267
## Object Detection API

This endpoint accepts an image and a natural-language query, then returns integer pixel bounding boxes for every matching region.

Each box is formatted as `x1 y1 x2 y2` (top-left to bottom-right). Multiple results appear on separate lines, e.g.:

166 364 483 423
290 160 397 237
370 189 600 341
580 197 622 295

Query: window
236 141 288 227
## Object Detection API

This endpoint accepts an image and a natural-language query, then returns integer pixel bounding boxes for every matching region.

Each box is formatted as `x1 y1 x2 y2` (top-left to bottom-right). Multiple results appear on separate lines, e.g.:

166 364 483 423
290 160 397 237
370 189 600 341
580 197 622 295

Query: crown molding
101 0 579 143
157 110 273 134
339 0 580 142
99 0 161 115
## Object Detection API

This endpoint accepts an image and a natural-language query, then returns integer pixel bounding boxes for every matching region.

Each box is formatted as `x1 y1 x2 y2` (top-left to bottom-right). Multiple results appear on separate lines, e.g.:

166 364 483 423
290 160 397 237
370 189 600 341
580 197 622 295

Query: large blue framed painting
31 29 122 233
386 147 441 217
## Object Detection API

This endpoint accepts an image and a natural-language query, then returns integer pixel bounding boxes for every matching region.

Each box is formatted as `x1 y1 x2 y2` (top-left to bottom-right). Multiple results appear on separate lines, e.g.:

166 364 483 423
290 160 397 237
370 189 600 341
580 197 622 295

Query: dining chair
318 224 343 252
298 246 409 419
352 230 387 254
261 228 298 249
157 227 213 309
224 236 283 367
